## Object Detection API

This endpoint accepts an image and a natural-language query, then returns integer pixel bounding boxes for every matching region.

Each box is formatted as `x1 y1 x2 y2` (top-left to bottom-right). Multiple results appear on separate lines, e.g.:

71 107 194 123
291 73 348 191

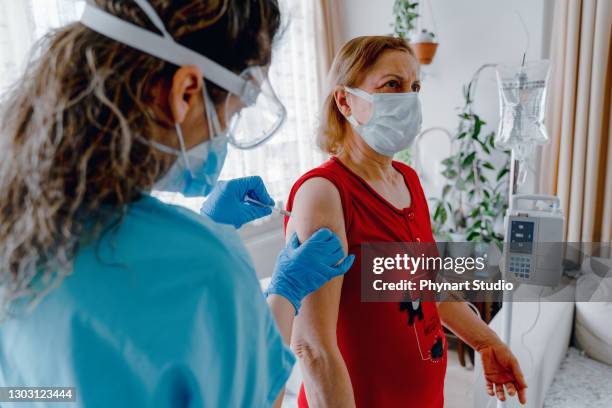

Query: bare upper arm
286 177 347 251
286 177 347 349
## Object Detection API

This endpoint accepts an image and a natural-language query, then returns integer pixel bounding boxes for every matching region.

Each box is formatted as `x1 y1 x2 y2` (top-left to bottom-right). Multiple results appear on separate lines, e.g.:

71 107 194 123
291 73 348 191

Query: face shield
224 66 287 149
80 0 285 149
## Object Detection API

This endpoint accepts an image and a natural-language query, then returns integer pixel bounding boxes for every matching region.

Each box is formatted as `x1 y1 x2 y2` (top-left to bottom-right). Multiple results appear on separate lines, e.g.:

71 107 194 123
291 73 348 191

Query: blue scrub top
0 194 295 407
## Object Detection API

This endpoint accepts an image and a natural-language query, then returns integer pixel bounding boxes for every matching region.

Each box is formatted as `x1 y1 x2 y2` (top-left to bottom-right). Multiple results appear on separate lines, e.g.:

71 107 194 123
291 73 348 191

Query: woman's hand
478 340 528 404
437 302 528 405
266 228 355 314
200 176 274 228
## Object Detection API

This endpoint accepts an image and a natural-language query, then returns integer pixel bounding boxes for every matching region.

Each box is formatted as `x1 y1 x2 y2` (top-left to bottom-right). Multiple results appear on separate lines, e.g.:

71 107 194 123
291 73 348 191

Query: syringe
244 196 292 218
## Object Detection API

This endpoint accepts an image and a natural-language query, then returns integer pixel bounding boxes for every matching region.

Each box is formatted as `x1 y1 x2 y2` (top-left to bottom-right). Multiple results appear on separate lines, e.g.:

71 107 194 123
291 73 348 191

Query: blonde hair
0 0 280 318
317 36 416 154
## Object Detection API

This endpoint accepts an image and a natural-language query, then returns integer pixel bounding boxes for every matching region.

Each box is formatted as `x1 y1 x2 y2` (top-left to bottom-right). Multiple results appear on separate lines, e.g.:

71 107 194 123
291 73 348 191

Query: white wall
338 0 552 197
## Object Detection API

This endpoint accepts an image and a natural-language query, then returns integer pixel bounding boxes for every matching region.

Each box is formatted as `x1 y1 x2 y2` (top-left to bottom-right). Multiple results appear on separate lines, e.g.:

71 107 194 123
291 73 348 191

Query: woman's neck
337 131 396 182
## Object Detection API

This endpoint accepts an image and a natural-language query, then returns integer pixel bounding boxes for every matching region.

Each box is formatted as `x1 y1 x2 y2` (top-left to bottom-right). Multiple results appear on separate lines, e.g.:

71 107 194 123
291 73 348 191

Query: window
0 0 326 215
0 0 83 90
220 0 326 200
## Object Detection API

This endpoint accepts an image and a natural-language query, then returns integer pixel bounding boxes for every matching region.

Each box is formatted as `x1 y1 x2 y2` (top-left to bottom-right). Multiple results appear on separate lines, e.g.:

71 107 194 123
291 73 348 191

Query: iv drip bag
495 60 550 160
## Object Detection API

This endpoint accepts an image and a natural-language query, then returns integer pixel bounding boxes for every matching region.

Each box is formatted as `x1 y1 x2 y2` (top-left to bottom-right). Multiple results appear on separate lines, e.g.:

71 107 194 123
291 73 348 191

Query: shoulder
129 194 237 245
286 158 357 234
286 176 347 250
393 161 426 194
392 160 419 180
94 194 255 283
293 175 343 215
289 158 344 194
291 158 348 213
287 158 348 215
71 195 265 347
293 176 343 226
294 177 341 204
80 193 262 302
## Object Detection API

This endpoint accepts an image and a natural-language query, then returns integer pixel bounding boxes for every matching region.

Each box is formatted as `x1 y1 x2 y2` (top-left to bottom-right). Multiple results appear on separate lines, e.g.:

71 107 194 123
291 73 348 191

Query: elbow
291 336 355 407
291 337 336 373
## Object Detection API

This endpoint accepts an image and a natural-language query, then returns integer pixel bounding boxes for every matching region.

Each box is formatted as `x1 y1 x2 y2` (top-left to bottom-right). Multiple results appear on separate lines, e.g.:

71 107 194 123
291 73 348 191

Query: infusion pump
503 194 565 287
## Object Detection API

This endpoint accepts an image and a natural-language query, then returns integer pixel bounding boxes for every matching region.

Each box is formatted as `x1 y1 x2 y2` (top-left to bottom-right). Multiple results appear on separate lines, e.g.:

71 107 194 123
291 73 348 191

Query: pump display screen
510 220 534 254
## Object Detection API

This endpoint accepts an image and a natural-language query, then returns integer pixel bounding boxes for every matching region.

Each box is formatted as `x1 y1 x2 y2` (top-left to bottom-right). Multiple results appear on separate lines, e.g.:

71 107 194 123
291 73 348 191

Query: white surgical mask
345 87 422 157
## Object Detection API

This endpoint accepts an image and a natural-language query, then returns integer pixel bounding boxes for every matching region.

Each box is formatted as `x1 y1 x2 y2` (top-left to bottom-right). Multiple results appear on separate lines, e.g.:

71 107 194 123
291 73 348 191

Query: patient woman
285 36 528 407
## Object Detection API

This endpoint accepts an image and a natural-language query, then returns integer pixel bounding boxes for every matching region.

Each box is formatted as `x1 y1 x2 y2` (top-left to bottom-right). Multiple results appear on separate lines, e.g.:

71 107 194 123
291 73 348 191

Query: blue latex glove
200 176 275 228
266 228 355 314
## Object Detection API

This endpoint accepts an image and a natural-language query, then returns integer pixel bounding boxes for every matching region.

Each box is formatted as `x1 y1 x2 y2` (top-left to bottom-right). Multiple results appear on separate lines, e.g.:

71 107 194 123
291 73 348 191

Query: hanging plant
392 0 439 65
430 68 511 246
412 29 438 65
392 0 420 39
391 0 419 165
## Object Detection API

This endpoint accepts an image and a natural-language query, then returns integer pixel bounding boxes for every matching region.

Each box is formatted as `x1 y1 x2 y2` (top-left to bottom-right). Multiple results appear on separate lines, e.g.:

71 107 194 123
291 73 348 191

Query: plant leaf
442 185 451 197
441 157 455 166
462 152 476 167
496 167 510 181
442 169 458 179
466 231 481 242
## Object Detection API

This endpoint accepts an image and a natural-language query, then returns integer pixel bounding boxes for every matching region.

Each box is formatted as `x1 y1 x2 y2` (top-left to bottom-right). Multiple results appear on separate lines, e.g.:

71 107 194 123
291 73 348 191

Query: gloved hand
200 176 275 228
266 228 355 314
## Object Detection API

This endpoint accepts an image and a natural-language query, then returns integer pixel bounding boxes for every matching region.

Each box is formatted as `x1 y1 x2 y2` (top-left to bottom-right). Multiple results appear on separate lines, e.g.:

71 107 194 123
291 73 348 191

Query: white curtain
0 0 327 214
539 0 612 244
218 0 327 205
0 0 83 91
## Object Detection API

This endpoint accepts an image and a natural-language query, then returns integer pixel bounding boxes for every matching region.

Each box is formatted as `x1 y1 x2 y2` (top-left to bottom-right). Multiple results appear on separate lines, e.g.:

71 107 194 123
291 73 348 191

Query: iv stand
495 10 535 404
498 50 527 408
497 152 520 408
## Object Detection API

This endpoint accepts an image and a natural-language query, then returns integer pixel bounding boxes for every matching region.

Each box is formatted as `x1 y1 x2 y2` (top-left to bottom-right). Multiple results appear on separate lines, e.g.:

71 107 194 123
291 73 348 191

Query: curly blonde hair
0 0 280 318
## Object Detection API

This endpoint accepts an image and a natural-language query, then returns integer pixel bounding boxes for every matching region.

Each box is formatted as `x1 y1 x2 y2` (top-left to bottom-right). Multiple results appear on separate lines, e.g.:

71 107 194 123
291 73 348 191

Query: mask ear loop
345 86 374 103
202 82 222 138
344 86 374 127
130 1 193 174
171 81 222 180
174 124 193 175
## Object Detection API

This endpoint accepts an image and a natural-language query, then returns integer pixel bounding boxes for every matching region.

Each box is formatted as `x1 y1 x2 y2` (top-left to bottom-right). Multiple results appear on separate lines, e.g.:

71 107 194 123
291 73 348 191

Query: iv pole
498 13 531 406
498 152 519 408
498 50 528 408
459 59 530 408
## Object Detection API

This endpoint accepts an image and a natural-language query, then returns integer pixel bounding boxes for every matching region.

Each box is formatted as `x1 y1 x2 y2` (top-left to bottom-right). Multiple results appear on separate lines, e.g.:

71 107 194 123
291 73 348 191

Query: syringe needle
244 196 291 217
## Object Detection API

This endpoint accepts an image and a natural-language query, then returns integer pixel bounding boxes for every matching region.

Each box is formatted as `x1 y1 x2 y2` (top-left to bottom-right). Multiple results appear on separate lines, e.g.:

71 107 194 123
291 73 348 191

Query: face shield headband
79 0 286 149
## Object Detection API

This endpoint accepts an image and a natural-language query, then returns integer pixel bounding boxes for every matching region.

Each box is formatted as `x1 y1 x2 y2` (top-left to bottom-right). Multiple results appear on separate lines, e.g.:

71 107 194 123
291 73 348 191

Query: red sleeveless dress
285 157 447 408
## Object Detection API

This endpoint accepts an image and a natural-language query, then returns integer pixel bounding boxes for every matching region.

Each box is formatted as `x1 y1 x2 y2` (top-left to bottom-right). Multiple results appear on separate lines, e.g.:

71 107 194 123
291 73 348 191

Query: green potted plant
431 75 510 248
392 0 439 65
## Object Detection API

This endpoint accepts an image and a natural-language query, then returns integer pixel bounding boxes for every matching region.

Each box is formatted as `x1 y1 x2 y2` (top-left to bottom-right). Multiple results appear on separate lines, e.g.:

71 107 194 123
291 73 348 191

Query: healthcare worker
0 1 354 407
